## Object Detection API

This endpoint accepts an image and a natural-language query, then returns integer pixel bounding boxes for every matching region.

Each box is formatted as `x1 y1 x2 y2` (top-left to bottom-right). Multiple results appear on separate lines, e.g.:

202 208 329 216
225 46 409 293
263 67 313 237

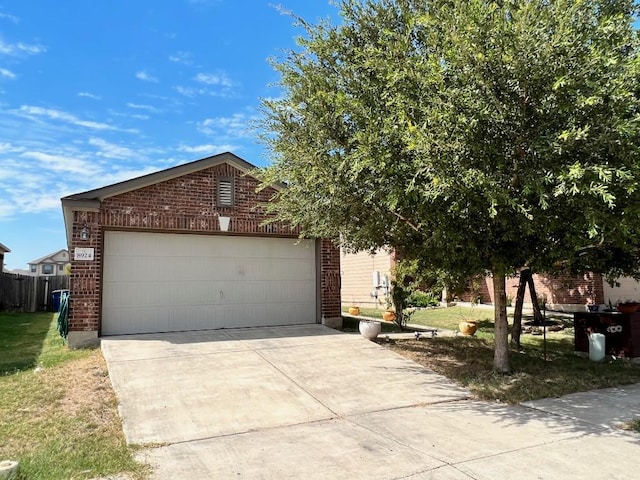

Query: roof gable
60 152 278 247
29 249 69 265
0 242 10 253
62 152 259 203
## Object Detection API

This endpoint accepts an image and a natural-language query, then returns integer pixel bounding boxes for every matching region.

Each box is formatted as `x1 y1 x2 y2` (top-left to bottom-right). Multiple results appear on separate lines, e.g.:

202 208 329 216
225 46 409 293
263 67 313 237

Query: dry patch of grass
0 313 147 480
386 336 640 404
621 418 640 433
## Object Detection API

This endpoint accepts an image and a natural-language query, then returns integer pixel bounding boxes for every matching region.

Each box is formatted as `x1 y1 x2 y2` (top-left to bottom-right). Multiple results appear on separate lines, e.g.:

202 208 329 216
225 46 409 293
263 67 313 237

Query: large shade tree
257 0 640 372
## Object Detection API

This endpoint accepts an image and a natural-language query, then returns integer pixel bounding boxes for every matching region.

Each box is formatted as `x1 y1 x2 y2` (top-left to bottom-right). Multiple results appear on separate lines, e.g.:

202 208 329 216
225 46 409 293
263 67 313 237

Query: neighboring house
341 248 394 309
466 273 640 311
61 152 342 348
341 247 640 312
27 249 69 276
0 242 10 272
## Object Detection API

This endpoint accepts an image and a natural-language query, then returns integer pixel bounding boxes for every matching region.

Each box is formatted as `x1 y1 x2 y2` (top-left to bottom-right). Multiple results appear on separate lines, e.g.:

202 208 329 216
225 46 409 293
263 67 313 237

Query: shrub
408 290 439 308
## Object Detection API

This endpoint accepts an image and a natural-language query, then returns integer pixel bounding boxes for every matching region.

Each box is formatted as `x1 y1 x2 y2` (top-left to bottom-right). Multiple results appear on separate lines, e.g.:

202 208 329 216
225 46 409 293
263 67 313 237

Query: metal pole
543 304 547 363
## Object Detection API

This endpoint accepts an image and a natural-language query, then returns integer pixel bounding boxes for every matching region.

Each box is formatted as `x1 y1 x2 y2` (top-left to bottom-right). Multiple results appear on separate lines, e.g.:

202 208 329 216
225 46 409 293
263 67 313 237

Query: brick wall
69 210 101 332
67 163 341 334
467 272 604 307
321 239 341 319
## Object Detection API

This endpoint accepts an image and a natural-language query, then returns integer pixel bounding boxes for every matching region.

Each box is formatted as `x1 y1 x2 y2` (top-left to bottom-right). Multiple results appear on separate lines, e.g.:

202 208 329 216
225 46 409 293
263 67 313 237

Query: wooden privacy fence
0 273 69 312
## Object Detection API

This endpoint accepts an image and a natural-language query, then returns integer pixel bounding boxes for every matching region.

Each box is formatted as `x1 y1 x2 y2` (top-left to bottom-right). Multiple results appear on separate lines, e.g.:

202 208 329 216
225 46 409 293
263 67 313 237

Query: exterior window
58 264 63 271
42 264 53 274
217 177 234 207
30 265 36 273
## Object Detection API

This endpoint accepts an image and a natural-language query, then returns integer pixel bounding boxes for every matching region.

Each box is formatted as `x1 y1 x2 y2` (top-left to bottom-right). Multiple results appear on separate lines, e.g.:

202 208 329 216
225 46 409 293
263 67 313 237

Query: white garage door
102 231 317 335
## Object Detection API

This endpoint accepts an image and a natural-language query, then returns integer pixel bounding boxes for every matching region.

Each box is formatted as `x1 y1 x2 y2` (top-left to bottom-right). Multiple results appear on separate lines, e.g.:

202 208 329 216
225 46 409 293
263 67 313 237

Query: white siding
340 249 393 308
603 277 640 305
102 231 316 335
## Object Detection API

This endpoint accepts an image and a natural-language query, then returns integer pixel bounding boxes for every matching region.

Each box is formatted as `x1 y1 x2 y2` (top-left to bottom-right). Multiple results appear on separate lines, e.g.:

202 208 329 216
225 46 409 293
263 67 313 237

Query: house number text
74 247 95 261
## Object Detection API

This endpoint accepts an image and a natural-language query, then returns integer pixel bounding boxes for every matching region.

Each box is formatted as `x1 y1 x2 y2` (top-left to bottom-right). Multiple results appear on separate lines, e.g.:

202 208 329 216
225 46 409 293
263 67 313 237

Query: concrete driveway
102 324 640 479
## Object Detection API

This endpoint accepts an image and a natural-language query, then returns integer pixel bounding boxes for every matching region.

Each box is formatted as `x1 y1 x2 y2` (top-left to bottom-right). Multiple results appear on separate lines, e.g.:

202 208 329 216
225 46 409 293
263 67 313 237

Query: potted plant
348 302 361 316
358 319 382 339
379 291 396 321
458 318 478 336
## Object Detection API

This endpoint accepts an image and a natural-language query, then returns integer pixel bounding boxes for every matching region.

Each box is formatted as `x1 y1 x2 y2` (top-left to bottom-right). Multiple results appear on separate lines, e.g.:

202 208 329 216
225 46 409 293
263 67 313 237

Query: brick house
342 249 640 311
61 152 342 348
463 272 605 311
341 248 394 309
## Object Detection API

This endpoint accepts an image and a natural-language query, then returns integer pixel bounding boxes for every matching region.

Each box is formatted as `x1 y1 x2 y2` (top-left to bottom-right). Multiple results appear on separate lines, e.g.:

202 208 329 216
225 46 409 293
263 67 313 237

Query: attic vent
217 177 234 207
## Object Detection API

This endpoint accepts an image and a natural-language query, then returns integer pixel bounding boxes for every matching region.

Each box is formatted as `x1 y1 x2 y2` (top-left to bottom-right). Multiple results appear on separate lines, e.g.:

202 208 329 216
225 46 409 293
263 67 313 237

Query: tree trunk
526 273 544 324
511 270 527 349
492 272 511 373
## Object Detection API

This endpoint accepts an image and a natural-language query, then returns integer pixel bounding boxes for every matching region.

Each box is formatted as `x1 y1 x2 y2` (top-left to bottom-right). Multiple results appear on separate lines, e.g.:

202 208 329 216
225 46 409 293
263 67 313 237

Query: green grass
350 305 570 338
0 312 58 374
353 305 640 404
622 418 640 433
351 305 494 329
0 312 148 480
389 335 640 404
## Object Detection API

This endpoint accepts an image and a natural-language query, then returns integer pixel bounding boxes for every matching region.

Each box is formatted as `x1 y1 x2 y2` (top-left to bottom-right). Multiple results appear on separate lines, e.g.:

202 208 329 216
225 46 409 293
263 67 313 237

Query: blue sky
0 0 339 271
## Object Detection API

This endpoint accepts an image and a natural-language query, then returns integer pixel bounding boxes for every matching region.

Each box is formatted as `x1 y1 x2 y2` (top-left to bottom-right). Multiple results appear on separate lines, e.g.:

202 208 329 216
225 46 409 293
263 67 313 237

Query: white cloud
16 105 133 132
0 188 61 217
78 92 101 100
177 144 236 154
136 70 159 83
174 84 235 99
0 105 166 221
20 151 98 175
0 39 46 56
0 68 15 79
0 144 163 219
126 102 159 113
197 113 253 137
0 198 13 218
0 142 25 154
89 137 135 159
169 51 193 65
0 12 19 24
194 72 233 87
174 85 196 98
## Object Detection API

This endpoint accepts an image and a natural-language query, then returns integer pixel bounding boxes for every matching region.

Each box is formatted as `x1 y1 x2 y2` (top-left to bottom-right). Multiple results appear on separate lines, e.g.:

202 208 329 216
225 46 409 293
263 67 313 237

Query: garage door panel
102 232 317 335
166 282 223 306
104 256 164 282
103 281 171 308
167 306 218 331
227 258 313 282
102 306 170 335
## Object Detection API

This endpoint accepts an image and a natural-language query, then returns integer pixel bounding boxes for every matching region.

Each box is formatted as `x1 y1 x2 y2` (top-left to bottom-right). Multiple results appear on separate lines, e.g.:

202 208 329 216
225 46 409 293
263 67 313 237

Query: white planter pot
359 320 381 340
0 460 19 479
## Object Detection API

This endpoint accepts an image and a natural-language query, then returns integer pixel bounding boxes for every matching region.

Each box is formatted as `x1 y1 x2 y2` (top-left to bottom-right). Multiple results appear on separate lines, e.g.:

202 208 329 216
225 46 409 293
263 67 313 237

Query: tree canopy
258 0 640 372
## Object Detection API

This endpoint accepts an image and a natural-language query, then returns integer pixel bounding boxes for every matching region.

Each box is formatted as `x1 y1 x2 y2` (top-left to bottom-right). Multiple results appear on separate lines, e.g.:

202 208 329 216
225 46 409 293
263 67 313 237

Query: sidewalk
348 312 640 434
522 383 640 431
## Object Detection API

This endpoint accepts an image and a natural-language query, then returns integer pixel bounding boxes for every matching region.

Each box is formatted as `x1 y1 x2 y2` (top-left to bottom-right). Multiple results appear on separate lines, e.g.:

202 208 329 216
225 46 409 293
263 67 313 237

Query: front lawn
0 312 147 480
346 305 640 404
351 305 495 333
